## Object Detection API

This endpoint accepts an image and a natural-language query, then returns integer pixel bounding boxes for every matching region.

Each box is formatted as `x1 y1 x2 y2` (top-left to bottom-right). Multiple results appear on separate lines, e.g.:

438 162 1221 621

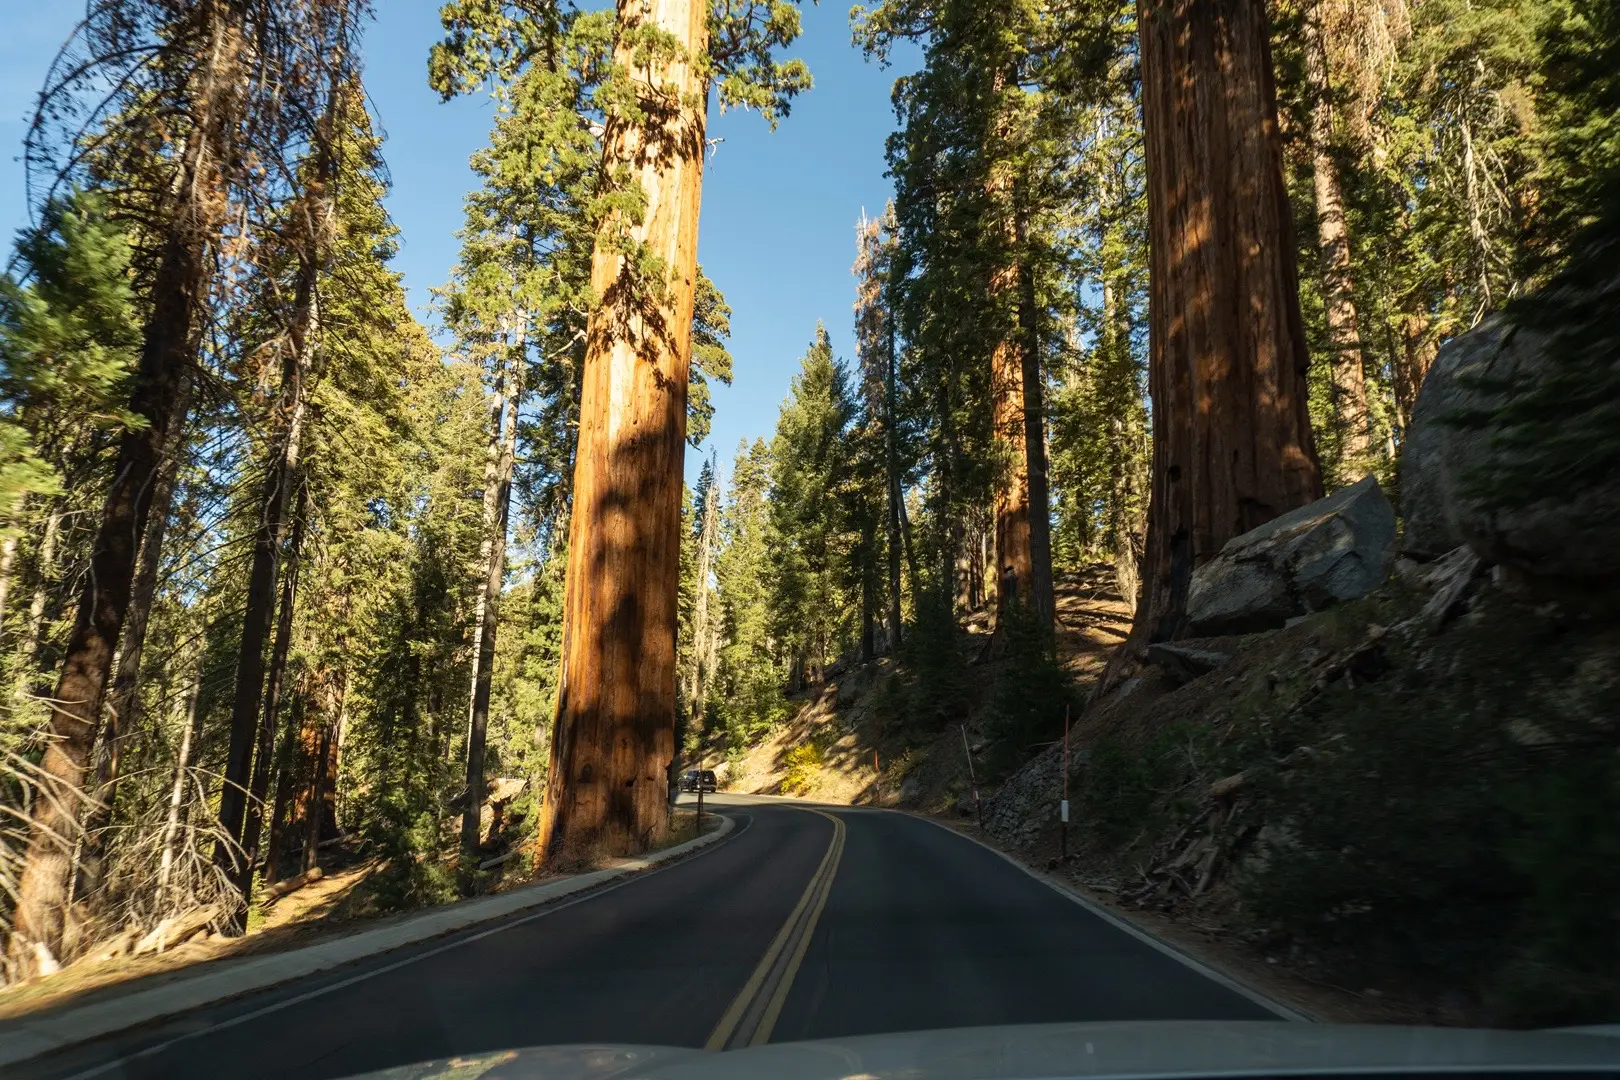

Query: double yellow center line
704 809 845 1050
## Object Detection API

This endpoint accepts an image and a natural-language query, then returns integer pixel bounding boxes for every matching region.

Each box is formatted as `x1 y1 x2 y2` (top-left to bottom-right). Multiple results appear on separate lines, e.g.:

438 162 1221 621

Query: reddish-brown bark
538 0 707 861
1130 0 1324 647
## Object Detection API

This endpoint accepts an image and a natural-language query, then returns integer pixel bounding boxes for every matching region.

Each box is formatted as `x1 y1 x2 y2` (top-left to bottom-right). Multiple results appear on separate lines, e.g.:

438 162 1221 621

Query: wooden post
1061 704 1070 862
961 724 982 827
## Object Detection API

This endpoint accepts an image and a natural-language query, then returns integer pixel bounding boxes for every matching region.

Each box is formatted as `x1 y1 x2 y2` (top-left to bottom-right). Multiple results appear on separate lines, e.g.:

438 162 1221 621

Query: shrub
1240 592 1620 1024
983 599 1074 776
782 742 823 795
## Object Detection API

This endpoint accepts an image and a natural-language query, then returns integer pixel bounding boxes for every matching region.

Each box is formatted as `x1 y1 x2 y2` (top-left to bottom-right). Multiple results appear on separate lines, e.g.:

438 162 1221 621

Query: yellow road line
704 809 845 1051
749 811 844 1046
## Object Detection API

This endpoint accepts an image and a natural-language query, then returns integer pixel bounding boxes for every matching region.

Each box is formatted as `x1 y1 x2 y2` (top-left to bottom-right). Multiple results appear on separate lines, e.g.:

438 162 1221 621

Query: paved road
15 797 1284 1080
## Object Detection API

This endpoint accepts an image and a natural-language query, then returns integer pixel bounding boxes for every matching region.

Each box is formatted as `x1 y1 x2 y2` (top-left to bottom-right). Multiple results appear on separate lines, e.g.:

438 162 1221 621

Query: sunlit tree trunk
986 88 1054 634
25 506 63 662
538 0 707 861
157 672 204 900
8 5 236 965
1129 0 1323 649
687 477 720 715
461 335 522 863
1304 0 1373 479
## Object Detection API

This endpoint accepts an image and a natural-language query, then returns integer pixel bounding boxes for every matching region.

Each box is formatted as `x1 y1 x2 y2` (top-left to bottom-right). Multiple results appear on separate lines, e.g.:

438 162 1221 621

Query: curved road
16 796 1285 1079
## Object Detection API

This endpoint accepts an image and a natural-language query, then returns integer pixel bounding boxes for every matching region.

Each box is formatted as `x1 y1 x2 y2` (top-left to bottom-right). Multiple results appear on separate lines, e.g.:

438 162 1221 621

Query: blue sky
0 2 916 488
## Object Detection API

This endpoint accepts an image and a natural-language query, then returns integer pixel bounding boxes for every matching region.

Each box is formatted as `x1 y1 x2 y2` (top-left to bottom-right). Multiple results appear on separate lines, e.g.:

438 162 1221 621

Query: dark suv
679 769 718 793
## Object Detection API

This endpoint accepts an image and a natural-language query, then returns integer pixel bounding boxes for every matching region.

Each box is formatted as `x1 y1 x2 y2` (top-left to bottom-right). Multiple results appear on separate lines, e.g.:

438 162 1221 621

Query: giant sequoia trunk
538 0 706 861
986 83 1054 633
461 339 522 862
1130 0 1323 648
7 15 235 964
1304 0 1373 477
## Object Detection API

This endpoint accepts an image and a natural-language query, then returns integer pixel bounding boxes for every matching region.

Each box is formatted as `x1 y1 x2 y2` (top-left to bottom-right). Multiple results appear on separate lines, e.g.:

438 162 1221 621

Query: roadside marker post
1061 704 1070 861
961 724 982 827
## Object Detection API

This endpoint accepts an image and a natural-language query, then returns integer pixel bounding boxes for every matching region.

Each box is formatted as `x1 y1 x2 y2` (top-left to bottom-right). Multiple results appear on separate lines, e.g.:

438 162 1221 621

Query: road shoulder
0 814 736 1070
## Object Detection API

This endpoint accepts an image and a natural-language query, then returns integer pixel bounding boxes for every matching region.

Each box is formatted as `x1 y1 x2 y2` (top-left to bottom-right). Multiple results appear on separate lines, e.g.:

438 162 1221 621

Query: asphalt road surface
14 796 1285 1080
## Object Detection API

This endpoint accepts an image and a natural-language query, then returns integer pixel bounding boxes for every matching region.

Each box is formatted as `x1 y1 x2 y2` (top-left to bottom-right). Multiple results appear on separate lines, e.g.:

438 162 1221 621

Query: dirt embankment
711 567 1133 811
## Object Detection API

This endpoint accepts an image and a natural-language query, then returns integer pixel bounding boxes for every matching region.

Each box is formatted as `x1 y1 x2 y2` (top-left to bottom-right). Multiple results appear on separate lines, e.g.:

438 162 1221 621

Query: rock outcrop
1184 476 1396 636
1399 318 1620 576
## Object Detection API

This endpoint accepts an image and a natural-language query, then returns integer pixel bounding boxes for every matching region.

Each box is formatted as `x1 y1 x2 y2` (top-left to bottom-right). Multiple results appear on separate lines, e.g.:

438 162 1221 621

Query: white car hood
362 1020 1620 1080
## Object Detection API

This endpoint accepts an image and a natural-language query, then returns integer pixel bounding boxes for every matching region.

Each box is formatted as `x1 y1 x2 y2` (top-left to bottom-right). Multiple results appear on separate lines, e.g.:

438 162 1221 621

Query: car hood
358 1020 1620 1080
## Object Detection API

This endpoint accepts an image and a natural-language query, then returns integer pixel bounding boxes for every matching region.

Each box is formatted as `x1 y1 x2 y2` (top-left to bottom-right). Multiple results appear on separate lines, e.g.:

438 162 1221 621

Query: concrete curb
0 813 736 1069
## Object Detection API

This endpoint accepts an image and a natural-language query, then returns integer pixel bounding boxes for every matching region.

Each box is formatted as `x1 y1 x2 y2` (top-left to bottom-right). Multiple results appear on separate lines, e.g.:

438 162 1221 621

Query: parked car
679 769 717 793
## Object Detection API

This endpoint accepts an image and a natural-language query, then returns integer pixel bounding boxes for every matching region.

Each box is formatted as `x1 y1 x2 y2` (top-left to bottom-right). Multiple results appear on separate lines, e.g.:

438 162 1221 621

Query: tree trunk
25 506 63 662
538 0 706 862
1304 0 1373 479
0 528 19 638
988 224 1033 624
1395 311 1435 427
239 481 307 906
7 22 231 963
461 336 523 862
885 303 904 649
1015 201 1055 631
215 281 318 917
860 518 877 663
688 472 720 715
263 690 305 885
1129 0 1323 650
157 672 204 900
76 379 193 898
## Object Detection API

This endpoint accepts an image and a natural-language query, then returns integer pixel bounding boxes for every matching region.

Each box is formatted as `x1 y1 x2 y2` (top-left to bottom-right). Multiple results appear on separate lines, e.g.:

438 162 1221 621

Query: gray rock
1145 643 1232 686
1186 475 1396 635
1400 318 1620 576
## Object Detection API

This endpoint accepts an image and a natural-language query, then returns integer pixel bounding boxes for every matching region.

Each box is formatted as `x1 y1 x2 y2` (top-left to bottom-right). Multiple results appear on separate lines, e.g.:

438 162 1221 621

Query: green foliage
1461 0 1620 522
0 192 143 511
768 326 859 673
896 581 967 733
714 439 790 747
982 601 1073 776
1241 594 1620 1024
781 741 823 795
1079 721 1213 850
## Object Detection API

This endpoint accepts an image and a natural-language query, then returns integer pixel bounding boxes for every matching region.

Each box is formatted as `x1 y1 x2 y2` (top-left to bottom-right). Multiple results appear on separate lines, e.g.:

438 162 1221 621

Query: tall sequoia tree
538 0 809 860
1129 0 1323 648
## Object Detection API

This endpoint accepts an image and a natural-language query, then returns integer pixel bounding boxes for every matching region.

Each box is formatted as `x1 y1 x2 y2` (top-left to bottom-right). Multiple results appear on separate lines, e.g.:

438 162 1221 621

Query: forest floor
0 808 708 1021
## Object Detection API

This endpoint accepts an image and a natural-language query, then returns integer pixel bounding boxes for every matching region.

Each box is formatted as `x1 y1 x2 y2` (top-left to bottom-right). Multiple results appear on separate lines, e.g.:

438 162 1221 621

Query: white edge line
901 812 1311 1022
18 813 745 1079
696 794 1308 1021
